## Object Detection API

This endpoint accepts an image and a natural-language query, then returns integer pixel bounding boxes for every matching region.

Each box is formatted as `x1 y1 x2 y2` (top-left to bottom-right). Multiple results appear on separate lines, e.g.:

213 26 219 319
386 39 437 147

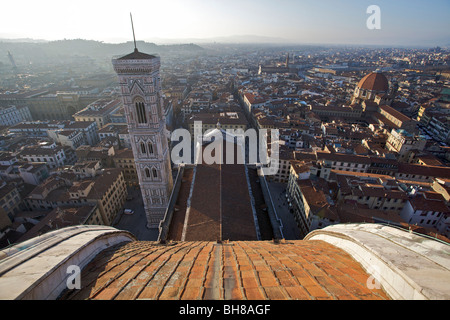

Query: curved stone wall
0 225 136 300
305 223 450 300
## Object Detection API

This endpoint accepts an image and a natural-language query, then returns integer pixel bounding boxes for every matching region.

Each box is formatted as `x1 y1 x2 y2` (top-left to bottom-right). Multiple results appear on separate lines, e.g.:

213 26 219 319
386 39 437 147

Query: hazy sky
1 0 449 46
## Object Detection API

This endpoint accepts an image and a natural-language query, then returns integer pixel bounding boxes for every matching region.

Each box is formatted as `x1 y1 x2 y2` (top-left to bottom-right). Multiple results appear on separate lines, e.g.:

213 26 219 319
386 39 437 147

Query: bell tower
112 16 173 228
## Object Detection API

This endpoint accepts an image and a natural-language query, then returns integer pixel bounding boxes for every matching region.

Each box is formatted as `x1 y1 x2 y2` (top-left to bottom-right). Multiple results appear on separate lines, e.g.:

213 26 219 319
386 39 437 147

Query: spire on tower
130 12 138 52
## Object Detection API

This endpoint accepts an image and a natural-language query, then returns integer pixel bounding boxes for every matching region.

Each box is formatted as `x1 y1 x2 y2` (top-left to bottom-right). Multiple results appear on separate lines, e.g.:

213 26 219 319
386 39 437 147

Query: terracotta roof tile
60 240 390 300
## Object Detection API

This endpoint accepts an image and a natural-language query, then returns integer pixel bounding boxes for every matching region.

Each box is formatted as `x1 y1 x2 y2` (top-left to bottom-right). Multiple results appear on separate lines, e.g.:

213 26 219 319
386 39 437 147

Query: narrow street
113 187 159 241
266 180 302 240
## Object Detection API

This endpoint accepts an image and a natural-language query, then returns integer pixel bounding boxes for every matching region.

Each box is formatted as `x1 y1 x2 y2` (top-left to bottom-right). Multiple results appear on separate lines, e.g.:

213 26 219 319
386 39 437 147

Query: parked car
124 209 134 215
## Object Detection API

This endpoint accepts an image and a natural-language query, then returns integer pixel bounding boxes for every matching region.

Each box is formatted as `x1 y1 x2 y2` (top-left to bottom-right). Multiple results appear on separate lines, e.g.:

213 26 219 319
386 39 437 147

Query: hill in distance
0 38 205 65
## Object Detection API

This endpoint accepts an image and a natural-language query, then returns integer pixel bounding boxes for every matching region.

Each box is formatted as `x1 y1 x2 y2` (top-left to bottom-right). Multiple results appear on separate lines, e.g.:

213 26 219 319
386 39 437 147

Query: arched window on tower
152 168 158 179
140 142 146 154
135 101 147 124
148 142 154 155
145 168 151 178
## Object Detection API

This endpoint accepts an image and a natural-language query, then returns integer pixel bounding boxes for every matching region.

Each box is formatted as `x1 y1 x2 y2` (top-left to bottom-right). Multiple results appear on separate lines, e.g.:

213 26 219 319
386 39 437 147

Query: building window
140 142 146 154
148 142 154 154
152 168 158 179
145 168 151 178
135 101 147 124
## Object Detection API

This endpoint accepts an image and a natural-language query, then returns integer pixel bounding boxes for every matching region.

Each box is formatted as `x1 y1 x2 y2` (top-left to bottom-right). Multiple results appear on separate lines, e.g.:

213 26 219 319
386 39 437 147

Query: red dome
357 72 389 92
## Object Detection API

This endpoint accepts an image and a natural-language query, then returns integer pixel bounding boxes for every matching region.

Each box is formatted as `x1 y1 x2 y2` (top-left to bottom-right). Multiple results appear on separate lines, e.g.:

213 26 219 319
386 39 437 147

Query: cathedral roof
60 239 389 300
165 141 260 242
357 71 389 92
1 224 450 300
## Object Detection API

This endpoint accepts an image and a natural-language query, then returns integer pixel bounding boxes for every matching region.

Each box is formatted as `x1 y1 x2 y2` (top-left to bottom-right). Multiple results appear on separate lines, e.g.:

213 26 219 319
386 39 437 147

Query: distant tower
112 15 173 228
7 51 17 72
285 53 289 67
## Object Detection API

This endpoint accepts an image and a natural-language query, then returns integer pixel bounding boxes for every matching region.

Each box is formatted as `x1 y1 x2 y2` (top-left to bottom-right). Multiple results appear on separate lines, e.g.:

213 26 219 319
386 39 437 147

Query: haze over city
1 0 449 46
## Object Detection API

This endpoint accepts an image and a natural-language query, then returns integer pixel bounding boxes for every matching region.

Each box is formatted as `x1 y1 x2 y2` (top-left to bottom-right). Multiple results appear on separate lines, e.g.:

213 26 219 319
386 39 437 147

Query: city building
315 151 372 180
0 91 101 121
32 92 90 120
25 168 127 226
113 148 138 186
64 121 99 146
386 129 427 162
112 48 173 228
0 181 21 222
400 194 450 237
9 121 65 137
25 176 74 211
186 111 248 138
427 113 450 143
270 146 295 183
258 53 297 75
77 168 127 226
74 98 122 129
375 105 417 133
98 123 130 148
75 145 115 168
180 90 212 116
396 163 450 183
351 71 391 105
10 120 99 147
109 105 127 124
286 173 337 238
0 105 32 126
16 205 105 242
47 129 86 150
18 162 50 185
18 144 67 169
242 92 267 114
70 161 102 179
310 104 364 121
334 172 408 211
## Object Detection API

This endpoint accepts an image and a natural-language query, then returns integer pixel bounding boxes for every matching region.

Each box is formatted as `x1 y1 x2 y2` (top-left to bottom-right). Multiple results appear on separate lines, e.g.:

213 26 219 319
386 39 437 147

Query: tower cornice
112 56 160 75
